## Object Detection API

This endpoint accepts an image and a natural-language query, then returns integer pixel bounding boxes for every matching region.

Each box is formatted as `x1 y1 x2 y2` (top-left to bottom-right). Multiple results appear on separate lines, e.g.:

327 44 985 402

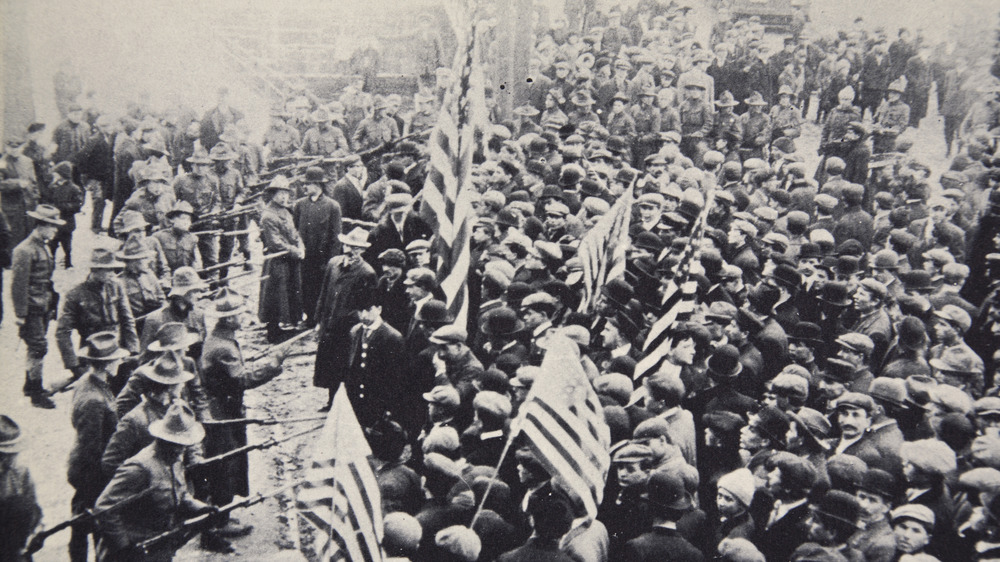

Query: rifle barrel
203 414 327 426
244 327 315 362
188 424 322 470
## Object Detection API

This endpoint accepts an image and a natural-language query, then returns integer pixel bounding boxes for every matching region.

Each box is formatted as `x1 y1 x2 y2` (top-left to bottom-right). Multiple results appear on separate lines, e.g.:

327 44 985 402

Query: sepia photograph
2 0 1000 560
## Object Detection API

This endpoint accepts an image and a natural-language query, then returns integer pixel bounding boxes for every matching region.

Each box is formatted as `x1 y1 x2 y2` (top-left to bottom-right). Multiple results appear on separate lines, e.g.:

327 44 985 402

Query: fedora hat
147 322 201 352
339 227 371 248
27 204 67 226
265 174 293 193
87 248 125 269
116 233 155 261
169 266 208 296
0 415 24 453
207 288 246 317
480 306 525 337
138 350 196 386
148 402 205 446
185 149 212 165
165 200 195 219
77 331 131 361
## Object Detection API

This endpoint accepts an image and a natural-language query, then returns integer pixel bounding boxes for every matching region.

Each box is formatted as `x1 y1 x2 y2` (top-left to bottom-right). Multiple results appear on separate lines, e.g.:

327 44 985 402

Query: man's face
601 322 622 348
806 514 835 544
271 190 290 207
717 489 743 518
171 214 192 232
672 338 696 365
348 161 365 179
789 341 815 365
837 347 865 368
383 265 402 283
837 407 871 439
933 319 958 343
894 520 930 554
739 418 768 452
856 490 889 522
616 461 648 488
405 284 429 303
544 210 566 231
638 203 660 223
344 245 365 260
853 286 875 310
929 204 948 224
764 467 783 496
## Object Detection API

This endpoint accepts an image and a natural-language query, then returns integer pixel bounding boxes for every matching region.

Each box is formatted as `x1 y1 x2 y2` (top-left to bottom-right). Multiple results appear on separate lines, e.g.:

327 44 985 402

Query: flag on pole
516 335 611 519
297 385 384 562
420 11 488 328
577 186 634 312
633 190 716 381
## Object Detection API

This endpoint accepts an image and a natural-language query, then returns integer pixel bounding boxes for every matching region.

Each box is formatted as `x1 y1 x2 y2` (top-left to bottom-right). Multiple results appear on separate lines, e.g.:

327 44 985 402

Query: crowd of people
3 1 1000 561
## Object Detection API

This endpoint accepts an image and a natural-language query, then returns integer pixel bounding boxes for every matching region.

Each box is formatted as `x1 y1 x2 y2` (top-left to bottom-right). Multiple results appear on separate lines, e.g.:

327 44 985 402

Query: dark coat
362 213 433 270
345 320 406 427
56 277 139 371
620 526 706 562
68 372 118 492
497 538 576 562
757 501 811 562
375 274 411 333
74 131 115 187
328 176 364 221
313 255 376 388
258 202 303 325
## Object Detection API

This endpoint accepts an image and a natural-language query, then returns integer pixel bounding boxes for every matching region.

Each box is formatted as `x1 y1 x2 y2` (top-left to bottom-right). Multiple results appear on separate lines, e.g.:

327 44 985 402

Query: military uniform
56 278 139 374
353 115 399 152
711 112 743 160
120 266 165 320
258 200 304 330
302 124 351 157
11 229 57 395
207 165 249 272
172 172 219 268
769 105 802 140
872 99 910 154
117 188 176 233
263 122 301 160
679 98 714 165
739 112 772 161
151 228 202 273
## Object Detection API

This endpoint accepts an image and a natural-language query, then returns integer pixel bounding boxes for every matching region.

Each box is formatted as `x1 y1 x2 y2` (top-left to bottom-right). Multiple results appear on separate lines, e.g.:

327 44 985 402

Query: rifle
192 205 258 227
260 158 320 178
136 478 305 555
202 414 327 426
23 489 151 556
244 326 315 362
197 258 246 275
187 424 321 472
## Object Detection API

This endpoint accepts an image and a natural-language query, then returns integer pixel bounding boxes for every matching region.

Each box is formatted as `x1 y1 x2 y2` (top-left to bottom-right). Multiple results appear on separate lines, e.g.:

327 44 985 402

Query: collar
658 406 681 420
771 497 807 521
533 321 553 338
480 429 504 440
835 434 864 455
364 318 383 334
415 294 432 310
654 522 678 531
906 487 931 501
611 343 631 358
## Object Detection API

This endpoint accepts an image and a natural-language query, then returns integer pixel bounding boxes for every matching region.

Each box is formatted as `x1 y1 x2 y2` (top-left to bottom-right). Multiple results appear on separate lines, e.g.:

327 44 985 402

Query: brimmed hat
118 210 149 234
165 200 195 219
422 385 461 408
0 416 24 453
304 166 327 184
265 175 293 193
206 287 246 317
87 248 125 269
138 350 196 385
858 468 898 499
707 344 742 379
777 84 795 96
429 325 467 345
647 471 693 511
744 91 768 106
933 305 972 333
168 267 208 296
147 322 201 352
812 490 862 530
415 299 453 324
819 282 852 307
149 402 204 446
890 504 935 528
185 149 212 165
339 227 372 248
116 233 155 261
208 144 234 161
480 306 524 337
77 331 131 361
788 407 832 451
27 204 67 226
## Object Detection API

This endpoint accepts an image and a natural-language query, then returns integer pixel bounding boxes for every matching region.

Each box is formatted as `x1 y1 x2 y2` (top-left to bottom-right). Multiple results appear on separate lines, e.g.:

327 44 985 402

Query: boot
25 358 56 409
200 531 235 553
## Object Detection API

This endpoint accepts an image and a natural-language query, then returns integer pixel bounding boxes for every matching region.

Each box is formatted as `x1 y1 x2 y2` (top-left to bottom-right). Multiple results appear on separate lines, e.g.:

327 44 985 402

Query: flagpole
469 418 520 528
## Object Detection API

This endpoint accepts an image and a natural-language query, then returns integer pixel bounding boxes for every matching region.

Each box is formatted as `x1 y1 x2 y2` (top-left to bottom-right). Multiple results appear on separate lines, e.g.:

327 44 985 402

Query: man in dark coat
833 183 874 248
621 471 706 561
73 115 116 232
755 452 817 562
363 192 433 271
314 227 377 410
293 167 342 327
329 154 367 221
374 249 410 333
257 178 305 342
344 303 406 427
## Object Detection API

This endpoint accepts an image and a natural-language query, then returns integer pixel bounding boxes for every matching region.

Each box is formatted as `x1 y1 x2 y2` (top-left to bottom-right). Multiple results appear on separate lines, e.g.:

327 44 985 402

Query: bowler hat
707 344 742 379
647 471 693 511
304 166 327 183
149 402 204 446
415 299 454 324
819 282 852 307
768 264 801 291
858 468 898 499
812 490 862 530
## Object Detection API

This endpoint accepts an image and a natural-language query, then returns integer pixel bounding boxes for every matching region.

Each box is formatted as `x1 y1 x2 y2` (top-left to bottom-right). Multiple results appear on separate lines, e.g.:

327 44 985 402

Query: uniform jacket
206 166 245 208
302 125 351 156
770 104 803 139
151 228 202 273
139 304 206 358
352 116 398 152
56 277 139 370
101 398 169 477
119 188 176 232
10 230 56 317
114 355 209 420
0 457 42 561
262 123 301 158
171 172 219 218
68 372 118 490
345 320 406 427
120 267 165 318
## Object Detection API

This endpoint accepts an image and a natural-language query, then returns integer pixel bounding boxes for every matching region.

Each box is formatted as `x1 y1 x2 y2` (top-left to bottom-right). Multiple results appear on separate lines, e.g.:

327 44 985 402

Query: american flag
633 190 716 382
420 11 488 328
297 384 384 562
516 335 611 519
577 186 635 313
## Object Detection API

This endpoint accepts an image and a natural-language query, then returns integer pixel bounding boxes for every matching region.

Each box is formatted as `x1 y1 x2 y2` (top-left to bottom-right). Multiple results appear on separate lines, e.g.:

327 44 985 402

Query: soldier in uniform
711 91 742 162
352 97 400 152
739 91 772 161
11 205 64 408
139 267 208 356
94 402 213 561
115 165 176 234
631 88 662 167
817 86 862 184
257 176 305 341
172 150 220 273
262 107 301 164
770 85 802 142
200 289 288 544
606 93 637 138
302 107 351 157
0 415 42 561
206 144 248 278
115 211 169 277
679 82 714 167
67 332 129 562
871 78 910 154
117 233 165 327
56 248 139 387
152 201 202 274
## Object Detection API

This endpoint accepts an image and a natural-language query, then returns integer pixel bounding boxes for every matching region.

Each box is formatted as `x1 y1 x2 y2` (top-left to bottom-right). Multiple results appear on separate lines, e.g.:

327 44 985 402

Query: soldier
0 415 42 561
67 332 129 562
115 211 169 277
302 107 351 157
353 98 399 152
56 248 139 388
200 289 288 545
606 93 636 138
139 267 208 355
12 205 64 408
152 201 202 273
262 107 301 163
770 85 803 142
117 233 165 326
257 176 305 341
739 92 772 161
206 144 248 278
42 161 84 268
631 87 662 167
172 149 220 272
678 82 713 167
94 403 214 561
872 78 910 154
116 165 176 234
116 323 209 420
711 91 742 161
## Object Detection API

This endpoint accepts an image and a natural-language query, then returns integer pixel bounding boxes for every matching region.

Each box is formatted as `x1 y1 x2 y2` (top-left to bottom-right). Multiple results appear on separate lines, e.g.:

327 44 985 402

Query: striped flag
420 13 488 328
633 189 717 382
515 335 611 519
297 384 384 562
577 186 635 313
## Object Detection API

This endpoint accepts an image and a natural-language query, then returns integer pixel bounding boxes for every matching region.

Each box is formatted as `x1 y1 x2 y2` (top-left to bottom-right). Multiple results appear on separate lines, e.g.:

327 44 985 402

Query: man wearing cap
66 332 127 561
758 452 817 562
726 220 760 282
56 248 139 387
206 144 250 274
12 205 64 407
907 195 966 263
678 80 714 166
631 87 663 165
711 91 743 161
621 471 705 561
365 192 433 270
116 165 177 234
0 414 42 560
117 233 166 325
293 167 342 327
929 304 984 383
771 85 803 141
258 177 305 341
818 86 862 170
43 161 84 268
301 108 351 157
850 279 892 366
95 403 214 560
314 227 376 410
830 393 878 460
172 151 221 270
139 266 208 355
429 325 484 404
794 490 864 561
373 249 409 332
352 100 399 153
849 468 899 562
872 78 910 154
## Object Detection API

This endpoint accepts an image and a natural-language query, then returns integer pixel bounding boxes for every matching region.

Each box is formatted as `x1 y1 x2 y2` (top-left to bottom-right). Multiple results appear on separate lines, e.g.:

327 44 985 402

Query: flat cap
429 325 468 345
